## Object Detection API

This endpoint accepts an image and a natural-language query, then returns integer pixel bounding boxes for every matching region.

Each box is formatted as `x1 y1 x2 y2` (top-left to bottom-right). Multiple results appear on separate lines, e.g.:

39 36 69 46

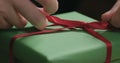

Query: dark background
31 0 117 20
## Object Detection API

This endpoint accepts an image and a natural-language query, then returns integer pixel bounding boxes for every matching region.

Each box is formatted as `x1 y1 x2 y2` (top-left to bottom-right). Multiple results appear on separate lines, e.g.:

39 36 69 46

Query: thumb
101 0 120 21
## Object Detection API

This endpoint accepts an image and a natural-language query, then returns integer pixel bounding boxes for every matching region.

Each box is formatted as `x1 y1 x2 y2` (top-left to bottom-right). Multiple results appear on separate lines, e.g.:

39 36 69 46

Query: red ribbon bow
9 16 112 63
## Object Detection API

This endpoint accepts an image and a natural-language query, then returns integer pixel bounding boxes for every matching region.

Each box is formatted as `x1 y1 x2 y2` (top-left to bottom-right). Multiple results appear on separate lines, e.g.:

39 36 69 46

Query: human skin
0 0 58 30
101 0 120 28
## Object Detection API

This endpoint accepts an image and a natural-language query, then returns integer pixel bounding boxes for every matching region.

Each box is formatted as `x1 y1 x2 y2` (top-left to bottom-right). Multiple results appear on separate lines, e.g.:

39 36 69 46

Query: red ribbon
9 16 112 63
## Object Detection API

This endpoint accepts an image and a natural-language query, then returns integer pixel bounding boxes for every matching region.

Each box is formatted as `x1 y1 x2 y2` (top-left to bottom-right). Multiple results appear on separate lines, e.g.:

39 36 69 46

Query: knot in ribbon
10 16 112 63
47 16 109 29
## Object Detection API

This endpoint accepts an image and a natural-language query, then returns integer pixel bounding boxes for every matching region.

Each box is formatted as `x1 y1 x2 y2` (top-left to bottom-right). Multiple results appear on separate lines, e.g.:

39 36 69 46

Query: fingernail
35 19 48 30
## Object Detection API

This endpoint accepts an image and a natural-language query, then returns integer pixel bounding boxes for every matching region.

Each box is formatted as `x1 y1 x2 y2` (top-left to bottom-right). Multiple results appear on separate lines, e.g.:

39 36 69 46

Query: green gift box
0 11 120 63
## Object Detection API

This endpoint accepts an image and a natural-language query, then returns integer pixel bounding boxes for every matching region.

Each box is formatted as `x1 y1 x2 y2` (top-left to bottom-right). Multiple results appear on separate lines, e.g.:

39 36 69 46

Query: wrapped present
0 11 120 63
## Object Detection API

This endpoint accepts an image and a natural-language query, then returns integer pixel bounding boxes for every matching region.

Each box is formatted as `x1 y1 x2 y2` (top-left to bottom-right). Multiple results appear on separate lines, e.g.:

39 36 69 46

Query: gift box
0 11 120 63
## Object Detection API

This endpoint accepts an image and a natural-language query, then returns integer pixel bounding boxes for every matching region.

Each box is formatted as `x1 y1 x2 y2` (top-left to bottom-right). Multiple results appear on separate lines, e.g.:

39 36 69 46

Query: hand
101 0 120 28
0 0 58 30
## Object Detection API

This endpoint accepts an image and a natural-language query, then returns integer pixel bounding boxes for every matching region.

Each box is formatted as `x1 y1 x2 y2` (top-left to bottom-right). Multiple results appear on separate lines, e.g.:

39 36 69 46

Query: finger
36 0 58 14
13 0 47 30
16 12 28 26
3 6 26 28
101 11 114 21
110 6 120 28
101 0 120 21
37 8 50 16
0 16 12 29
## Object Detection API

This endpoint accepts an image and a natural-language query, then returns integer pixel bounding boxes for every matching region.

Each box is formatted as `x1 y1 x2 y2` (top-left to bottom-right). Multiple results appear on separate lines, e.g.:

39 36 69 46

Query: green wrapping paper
0 11 120 63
